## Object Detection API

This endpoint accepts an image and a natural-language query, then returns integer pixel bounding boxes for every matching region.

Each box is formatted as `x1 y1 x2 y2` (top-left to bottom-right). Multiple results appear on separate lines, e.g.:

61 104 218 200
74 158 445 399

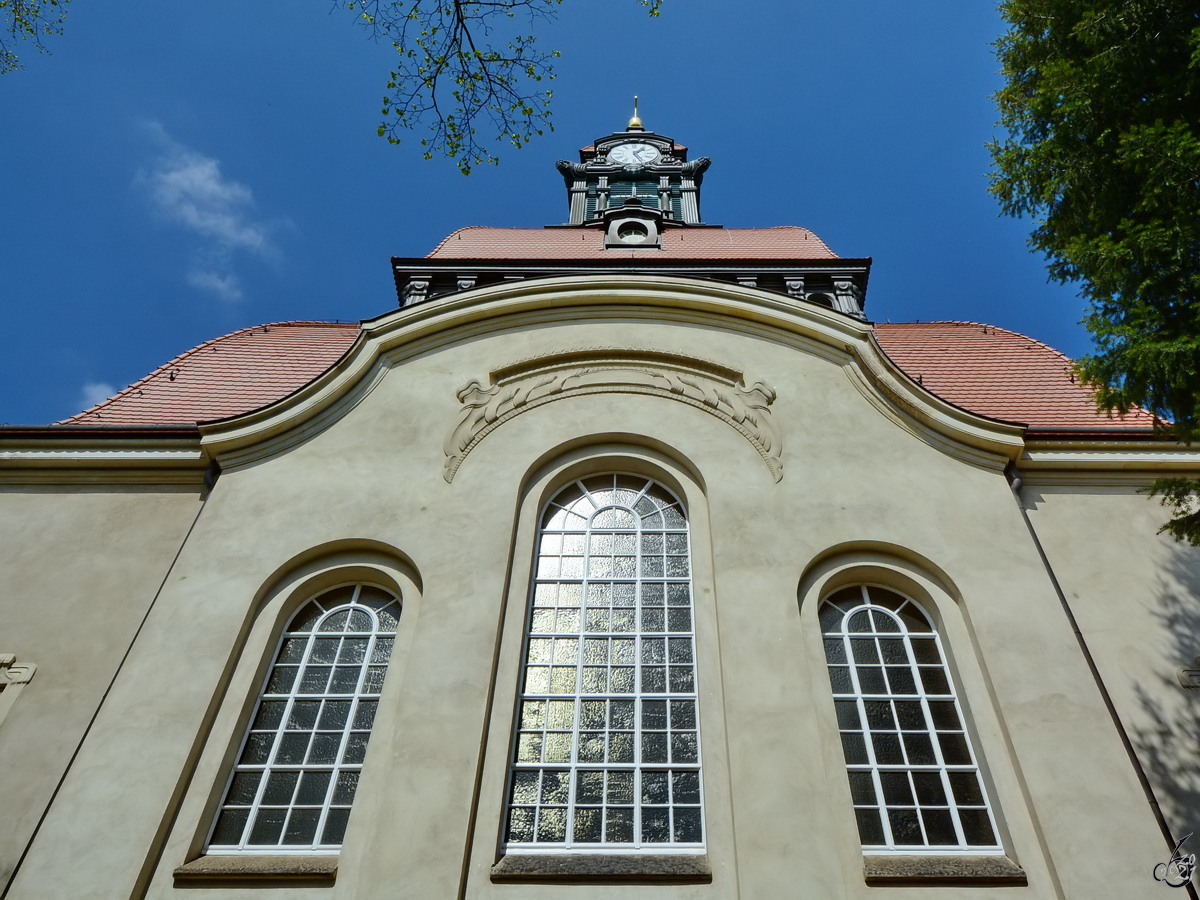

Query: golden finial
627 96 644 131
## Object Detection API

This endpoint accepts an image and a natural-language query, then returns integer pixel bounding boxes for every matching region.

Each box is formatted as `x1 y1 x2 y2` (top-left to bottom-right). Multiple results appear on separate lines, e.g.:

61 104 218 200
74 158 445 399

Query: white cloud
187 267 243 301
137 122 283 300
80 381 116 409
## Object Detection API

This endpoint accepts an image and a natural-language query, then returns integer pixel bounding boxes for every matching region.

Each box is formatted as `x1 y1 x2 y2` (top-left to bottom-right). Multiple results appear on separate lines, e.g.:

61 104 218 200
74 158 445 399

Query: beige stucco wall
0 281 1185 898
1025 484 1200 844
0 487 202 892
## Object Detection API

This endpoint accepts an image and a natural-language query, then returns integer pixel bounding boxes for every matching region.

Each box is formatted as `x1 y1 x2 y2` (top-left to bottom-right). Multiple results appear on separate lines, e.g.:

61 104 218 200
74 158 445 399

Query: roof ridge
877 320 1074 362
58 321 358 424
426 226 489 257
772 224 834 254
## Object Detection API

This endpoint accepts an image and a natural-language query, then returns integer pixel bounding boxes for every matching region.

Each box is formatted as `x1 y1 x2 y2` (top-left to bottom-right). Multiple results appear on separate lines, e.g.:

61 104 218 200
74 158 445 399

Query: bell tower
555 100 712 231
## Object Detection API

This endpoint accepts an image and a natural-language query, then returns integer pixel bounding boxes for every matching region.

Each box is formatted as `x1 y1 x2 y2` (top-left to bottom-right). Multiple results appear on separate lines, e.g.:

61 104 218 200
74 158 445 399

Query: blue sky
1 2 1087 425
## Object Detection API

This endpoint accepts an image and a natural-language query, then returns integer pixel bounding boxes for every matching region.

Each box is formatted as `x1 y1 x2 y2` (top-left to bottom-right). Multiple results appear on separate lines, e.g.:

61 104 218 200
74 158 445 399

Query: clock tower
555 102 711 248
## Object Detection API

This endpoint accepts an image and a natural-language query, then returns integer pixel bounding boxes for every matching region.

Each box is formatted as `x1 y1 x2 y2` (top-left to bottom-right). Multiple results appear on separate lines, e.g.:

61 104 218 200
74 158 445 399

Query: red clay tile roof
426 225 839 260
56 316 1151 433
874 321 1156 429
60 322 359 426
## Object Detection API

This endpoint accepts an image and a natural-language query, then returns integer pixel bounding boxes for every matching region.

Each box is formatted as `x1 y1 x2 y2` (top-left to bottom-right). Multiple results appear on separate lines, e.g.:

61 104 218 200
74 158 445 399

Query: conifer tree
991 0 1200 542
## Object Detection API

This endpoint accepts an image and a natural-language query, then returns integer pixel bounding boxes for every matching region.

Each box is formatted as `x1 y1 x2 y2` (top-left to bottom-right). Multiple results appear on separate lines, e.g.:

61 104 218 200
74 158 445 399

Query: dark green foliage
1 0 70 73
991 1 1200 541
1148 478 1200 544
991 0 1200 433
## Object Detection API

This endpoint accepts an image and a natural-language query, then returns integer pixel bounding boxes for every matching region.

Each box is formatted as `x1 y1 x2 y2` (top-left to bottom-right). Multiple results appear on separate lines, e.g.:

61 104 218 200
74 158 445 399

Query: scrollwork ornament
442 351 782 483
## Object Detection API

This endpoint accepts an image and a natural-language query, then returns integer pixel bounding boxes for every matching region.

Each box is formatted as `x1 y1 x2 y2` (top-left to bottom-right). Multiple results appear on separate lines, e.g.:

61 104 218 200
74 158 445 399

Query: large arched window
206 583 400 854
504 475 704 851
820 585 1000 854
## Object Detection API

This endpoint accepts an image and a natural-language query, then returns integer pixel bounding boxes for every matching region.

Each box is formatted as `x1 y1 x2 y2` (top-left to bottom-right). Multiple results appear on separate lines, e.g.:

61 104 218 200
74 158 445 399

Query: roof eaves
394 256 873 268
0 424 202 436
1023 425 1159 438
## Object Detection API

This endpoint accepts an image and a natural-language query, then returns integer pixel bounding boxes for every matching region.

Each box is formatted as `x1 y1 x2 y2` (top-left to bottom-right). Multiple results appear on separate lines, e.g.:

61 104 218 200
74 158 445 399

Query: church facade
2 119 1198 898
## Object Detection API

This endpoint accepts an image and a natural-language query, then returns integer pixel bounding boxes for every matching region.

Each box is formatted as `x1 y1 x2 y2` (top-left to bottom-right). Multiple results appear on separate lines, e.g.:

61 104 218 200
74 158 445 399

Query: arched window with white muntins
207 583 400 853
820 585 1000 854
505 474 704 851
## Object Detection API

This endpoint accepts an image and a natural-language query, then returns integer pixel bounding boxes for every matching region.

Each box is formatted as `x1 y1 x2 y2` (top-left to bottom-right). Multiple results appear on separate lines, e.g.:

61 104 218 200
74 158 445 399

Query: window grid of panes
506 475 704 851
606 179 662 210
207 584 400 854
820 585 1001 854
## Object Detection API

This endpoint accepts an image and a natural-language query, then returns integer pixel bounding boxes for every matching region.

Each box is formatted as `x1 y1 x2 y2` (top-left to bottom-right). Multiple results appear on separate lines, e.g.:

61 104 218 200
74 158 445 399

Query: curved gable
186 276 1027 470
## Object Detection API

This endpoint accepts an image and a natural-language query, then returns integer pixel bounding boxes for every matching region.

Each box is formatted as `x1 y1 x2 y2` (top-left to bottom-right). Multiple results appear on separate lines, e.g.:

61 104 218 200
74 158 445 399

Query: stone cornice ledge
863 854 1026 886
173 854 337 884
491 852 711 883
1022 440 1200 473
0 434 207 484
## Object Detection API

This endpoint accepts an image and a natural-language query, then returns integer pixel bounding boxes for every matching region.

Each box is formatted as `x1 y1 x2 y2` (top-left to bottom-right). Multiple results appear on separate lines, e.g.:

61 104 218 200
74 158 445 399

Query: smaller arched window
207 584 400 854
820 585 1000 854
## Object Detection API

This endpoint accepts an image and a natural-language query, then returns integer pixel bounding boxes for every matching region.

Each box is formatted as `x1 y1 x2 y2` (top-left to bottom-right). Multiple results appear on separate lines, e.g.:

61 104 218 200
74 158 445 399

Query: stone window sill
863 854 1026 886
491 853 712 883
173 855 338 886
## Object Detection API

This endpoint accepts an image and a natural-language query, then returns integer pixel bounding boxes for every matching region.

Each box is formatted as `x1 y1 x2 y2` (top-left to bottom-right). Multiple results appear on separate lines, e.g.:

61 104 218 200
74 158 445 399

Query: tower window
617 222 650 244
607 179 660 210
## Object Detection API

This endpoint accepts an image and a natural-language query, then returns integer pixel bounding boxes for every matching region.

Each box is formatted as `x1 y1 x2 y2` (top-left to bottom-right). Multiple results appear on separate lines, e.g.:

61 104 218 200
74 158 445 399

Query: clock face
609 142 660 165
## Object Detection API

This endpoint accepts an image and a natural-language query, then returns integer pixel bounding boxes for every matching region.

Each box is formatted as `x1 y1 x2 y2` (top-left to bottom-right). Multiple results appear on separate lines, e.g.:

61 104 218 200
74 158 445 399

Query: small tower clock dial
609 142 660 165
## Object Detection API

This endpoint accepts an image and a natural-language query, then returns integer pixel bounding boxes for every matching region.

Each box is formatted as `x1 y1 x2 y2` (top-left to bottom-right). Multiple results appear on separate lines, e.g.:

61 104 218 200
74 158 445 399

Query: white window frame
503 474 705 855
820 584 1003 856
205 583 401 855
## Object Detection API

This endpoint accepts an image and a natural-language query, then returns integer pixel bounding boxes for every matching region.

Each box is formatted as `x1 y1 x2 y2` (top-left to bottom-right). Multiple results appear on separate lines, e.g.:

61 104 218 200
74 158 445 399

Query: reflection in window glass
208 584 400 853
821 585 1000 854
506 475 704 851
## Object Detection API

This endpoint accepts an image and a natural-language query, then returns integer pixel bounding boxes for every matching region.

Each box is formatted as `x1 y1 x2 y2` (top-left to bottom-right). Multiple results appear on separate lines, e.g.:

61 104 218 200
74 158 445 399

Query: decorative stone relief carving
443 350 781 483
0 653 35 689
0 653 36 726
784 276 806 301
1177 656 1200 689
402 277 430 307
832 276 865 318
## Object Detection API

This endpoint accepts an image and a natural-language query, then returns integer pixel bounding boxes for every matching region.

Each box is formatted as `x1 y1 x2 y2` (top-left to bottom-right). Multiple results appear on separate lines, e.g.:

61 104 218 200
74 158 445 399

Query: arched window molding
797 552 1030 885
503 474 705 853
163 548 421 886
819 584 1000 855
206 583 401 855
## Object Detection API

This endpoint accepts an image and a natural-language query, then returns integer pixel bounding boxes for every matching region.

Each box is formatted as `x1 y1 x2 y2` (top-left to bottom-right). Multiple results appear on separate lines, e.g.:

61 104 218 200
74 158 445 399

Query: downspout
1004 462 1197 899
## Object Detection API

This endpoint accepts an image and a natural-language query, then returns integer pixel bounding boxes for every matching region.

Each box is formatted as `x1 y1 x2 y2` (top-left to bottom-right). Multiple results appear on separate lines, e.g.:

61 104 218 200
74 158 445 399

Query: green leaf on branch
1148 478 1200 545
335 0 663 174
1 0 71 73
